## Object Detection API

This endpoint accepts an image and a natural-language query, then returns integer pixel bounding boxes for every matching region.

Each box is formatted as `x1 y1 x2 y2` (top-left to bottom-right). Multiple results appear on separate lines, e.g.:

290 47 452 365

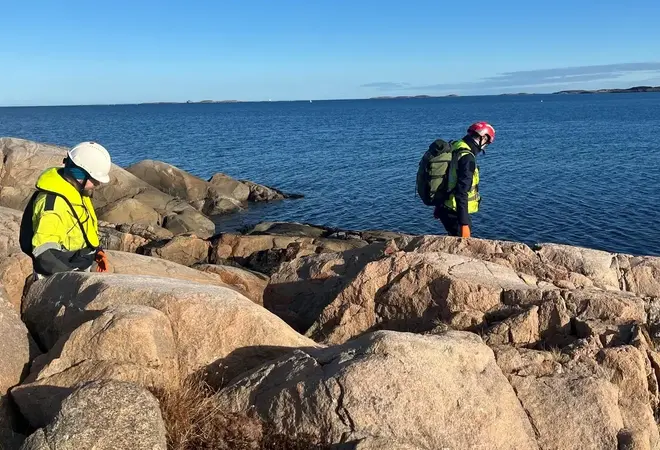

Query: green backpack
416 139 454 206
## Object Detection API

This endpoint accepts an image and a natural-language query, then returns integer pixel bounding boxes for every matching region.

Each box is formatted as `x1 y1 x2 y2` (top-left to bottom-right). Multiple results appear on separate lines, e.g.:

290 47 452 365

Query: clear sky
1 0 659 106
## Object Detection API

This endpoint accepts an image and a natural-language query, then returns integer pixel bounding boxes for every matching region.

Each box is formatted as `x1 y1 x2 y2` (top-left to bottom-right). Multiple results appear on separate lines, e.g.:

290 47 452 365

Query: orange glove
460 225 471 238
95 250 109 273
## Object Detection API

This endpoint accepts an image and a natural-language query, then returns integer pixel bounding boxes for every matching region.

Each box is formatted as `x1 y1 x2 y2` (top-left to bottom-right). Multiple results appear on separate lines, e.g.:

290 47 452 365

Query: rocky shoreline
1 137 660 449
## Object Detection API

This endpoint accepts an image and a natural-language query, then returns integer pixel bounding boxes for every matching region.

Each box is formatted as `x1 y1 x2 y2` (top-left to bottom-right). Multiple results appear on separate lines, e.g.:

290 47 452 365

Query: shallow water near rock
1 93 659 255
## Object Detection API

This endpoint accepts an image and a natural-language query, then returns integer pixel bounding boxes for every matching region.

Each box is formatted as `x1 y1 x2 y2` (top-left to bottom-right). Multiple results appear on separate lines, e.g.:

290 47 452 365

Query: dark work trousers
434 205 472 237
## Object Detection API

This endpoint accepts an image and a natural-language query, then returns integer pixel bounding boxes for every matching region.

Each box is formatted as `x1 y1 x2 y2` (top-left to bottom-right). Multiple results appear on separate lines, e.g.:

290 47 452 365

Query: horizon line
1 84 659 108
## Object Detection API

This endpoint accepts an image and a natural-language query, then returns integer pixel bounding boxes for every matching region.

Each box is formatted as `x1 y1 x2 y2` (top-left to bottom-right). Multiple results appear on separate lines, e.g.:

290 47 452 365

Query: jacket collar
463 137 481 155
35 168 85 203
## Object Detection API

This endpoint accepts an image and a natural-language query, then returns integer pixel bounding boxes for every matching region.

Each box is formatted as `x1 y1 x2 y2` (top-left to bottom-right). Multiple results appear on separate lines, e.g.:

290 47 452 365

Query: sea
1 94 659 256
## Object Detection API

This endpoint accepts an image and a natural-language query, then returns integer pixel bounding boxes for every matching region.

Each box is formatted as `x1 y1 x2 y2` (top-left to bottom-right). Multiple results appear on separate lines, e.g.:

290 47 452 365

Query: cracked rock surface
305 251 538 344
16 272 318 429
20 380 167 450
217 330 539 449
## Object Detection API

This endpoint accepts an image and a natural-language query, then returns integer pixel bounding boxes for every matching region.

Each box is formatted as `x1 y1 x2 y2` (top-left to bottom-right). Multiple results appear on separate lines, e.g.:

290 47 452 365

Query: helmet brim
92 174 110 184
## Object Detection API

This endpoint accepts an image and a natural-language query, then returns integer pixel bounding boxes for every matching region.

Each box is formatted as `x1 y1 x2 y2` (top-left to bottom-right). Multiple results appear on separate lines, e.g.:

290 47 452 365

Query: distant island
553 85 660 95
368 94 458 100
140 100 242 105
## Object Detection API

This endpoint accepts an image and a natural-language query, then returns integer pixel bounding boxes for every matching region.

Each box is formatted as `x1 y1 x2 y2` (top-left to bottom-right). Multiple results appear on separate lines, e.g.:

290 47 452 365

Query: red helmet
467 122 495 143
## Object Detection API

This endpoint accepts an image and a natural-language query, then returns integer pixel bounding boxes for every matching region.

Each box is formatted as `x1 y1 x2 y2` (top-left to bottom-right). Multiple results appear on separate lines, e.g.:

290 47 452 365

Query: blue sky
1 0 659 106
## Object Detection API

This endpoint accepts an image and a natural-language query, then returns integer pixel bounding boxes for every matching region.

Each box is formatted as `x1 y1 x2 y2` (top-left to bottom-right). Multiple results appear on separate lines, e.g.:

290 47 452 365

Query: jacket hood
35 168 85 203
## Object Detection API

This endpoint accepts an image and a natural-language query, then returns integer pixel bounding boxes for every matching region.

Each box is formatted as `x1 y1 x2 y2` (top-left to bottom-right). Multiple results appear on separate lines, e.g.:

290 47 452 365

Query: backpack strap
35 189 98 250
20 192 40 257
44 194 56 211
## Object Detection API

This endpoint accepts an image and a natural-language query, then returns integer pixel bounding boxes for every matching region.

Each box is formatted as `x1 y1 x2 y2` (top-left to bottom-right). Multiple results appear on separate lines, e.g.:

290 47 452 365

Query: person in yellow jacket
20 141 112 277
434 122 495 238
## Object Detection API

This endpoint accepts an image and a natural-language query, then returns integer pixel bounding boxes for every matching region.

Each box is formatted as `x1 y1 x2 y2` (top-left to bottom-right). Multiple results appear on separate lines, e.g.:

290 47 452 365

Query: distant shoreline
2 85 659 108
367 94 459 100
552 85 660 95
141 100 243 105
131 85 660 104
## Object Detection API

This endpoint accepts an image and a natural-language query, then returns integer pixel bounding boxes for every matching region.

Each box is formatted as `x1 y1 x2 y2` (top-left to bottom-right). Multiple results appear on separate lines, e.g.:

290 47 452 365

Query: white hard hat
67 141 112 183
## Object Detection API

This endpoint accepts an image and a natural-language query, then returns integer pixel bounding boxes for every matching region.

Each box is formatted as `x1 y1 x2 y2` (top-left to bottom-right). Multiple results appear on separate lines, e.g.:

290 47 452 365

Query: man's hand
460 225 471 239
95 249 110 273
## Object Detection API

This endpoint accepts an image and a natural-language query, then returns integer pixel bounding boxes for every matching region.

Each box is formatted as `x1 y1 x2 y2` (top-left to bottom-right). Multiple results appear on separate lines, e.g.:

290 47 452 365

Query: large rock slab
306 251 536 344
22 272 318 384
0 207 34 312
536 243 622 290
162 208 215 239
126 159 210 204
264 243 388 332
125 162 296 216
495 345 660 450
141 235 210 267
484 288 647 349
105 250 227 286
0 206 23 257
510 372 623 449
623 256 660 297
0 253 33 312
563 289 646 325
194 264 268 305
395 236 633 292
124 162 299 214
202 192 243 216
217 330 539 449
395 235 550 280
19 380 167 450
0 138 66 210
484 306 542 346
0 290 39 441
96 197 160 227
599 346 660 450
567 289 647 347
12 304 178 428
105 251 272 299
204 173 251 215
208 173 250 202
241 180 288 202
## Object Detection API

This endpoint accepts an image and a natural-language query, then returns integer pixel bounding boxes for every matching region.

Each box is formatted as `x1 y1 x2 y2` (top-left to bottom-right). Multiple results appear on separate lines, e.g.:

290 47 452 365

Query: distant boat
310 100 312 103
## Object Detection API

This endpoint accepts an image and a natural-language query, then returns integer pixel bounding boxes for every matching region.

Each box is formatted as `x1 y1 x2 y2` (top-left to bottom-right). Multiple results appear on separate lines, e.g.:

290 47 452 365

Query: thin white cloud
362 62 660 92
360 82 411 89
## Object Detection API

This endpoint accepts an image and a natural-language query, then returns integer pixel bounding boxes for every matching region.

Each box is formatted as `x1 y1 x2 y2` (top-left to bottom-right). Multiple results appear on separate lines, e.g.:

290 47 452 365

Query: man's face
479 135 490 150
84 178 101 191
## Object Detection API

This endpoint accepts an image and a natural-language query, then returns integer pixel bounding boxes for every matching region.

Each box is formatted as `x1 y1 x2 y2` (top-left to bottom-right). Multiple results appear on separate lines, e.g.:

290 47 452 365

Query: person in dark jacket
434 122 495 238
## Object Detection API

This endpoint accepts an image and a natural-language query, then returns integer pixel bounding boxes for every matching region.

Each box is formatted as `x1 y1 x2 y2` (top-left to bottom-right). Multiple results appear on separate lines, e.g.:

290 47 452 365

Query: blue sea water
1 94 659 256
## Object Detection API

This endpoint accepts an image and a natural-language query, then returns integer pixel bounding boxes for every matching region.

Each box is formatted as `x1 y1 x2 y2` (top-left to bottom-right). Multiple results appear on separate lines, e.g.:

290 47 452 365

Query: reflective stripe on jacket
444 140 480 215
